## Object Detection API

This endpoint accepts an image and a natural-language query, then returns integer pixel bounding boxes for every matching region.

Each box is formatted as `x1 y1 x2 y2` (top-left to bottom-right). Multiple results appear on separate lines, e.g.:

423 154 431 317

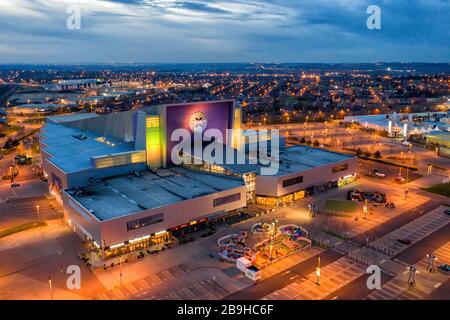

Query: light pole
405 164 409 200
58 251 63 273
36 205 41 223
48 276 53 300
119 255 123 285
426 253 437 273
407 265 417 286
316 255 321 286
363 199 368 219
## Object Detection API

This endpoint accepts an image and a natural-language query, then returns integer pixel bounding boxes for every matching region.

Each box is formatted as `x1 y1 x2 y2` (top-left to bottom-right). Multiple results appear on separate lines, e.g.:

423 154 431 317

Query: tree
306 140 312 145
364 151 372 157
300 137 306 144
356 148 363 156
374 151 382 159
313 140 320 147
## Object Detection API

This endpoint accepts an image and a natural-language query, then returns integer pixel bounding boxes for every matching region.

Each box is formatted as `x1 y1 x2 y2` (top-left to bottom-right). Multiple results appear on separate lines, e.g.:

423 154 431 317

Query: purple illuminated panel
165 100 234 164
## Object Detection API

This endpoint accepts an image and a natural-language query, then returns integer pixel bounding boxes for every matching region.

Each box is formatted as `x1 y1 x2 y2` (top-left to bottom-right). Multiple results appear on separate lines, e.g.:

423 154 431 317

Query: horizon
0 0 448 64
1 62 450 66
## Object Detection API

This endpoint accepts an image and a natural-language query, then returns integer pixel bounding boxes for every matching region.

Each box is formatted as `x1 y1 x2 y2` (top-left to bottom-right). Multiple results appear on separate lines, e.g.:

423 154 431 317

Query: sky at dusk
0 0 449 64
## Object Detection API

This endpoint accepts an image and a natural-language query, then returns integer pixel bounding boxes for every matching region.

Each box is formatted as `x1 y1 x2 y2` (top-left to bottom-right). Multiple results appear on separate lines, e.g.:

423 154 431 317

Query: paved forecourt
364 241 450 300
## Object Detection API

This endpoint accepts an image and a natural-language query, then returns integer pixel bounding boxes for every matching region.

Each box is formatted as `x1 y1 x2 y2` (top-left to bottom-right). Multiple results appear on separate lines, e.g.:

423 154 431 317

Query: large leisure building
40 100 357 258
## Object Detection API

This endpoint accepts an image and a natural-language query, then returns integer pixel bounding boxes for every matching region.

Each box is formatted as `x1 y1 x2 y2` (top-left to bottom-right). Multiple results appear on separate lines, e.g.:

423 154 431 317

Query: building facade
40 100 357 258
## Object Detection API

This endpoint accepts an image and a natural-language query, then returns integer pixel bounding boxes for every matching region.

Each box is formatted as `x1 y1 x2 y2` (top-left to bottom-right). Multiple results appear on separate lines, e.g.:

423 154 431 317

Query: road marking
135 290 150 297
289 275 299 280
434 282 442 288
281 270 291 276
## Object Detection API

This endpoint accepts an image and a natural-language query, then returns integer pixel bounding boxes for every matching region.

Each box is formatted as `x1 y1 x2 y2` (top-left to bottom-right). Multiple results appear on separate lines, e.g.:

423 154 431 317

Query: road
326 220 450 300
224 199 446 300
223 249 343 300
394 222 450 264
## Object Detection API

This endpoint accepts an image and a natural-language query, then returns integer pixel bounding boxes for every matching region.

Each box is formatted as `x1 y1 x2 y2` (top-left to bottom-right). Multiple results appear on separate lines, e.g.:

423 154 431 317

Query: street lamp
407 265 417 286
119 255 123 285
426 253 437 273
316 255 321 286
363 199 369 219
58 251 63 273
405 164 409 200
48 276 53 300
36 205 41 223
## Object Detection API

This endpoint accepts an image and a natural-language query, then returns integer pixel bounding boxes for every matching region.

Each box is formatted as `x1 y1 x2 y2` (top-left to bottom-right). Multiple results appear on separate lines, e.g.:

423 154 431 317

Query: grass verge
421 183 450 198
0 222 47 239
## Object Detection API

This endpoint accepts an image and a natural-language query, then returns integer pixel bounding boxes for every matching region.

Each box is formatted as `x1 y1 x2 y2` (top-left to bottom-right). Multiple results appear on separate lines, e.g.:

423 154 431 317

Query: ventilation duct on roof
72 134 87 140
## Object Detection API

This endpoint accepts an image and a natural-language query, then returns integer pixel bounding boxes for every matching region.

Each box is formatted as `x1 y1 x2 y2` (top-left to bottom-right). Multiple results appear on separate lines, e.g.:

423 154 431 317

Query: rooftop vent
72 134 87 141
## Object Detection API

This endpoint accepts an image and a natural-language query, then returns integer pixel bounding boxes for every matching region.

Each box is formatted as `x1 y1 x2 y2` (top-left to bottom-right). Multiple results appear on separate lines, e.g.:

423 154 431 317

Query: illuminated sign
189 111 208 133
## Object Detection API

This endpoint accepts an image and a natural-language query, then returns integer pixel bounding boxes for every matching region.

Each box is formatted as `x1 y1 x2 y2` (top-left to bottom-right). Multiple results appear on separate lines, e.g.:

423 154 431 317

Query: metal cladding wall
165 100 234 165
255 156 358 197
67 110 136 142
63 184 247 247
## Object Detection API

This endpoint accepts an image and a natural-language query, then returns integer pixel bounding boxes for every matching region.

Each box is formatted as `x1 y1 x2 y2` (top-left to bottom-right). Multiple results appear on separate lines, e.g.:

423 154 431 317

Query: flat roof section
271 145 355 176
41 122 136 173
47 113 99 124
66 167 244 221
181 142 354 177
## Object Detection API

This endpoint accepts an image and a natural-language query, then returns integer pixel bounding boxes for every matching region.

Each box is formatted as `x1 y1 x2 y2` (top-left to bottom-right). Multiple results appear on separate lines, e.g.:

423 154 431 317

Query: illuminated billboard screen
165 100 234 164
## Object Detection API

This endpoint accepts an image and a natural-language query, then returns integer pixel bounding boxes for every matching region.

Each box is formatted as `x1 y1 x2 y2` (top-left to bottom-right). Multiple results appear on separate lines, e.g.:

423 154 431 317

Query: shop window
293 190 305 200
280 194 293 204
256 196 278 207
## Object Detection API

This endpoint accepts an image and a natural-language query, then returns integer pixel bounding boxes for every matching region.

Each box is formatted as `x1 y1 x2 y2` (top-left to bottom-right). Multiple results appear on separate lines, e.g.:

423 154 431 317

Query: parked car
10 183 20 188
372 169 386 177
437 264 450 275
444 210 450 216
397 238 411 245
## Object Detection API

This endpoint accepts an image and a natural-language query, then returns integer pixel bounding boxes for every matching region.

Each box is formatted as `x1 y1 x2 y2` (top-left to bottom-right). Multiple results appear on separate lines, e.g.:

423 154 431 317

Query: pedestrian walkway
364 241 450 300
93 264 189 300
156 278 231 300
262 256 366 300
261 247 322 279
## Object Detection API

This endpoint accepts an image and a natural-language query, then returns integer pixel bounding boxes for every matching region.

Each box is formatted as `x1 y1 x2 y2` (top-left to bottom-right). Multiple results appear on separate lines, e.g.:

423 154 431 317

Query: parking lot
359 159 422 184
368 206 450 257
365 241 450 300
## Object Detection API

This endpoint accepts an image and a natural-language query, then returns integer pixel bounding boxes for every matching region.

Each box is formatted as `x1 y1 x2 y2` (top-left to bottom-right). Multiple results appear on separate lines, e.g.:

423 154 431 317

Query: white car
370 169 386 177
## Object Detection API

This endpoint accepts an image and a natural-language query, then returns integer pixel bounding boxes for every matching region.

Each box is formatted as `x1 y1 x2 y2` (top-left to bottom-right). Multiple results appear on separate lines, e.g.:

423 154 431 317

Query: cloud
0 0 448 63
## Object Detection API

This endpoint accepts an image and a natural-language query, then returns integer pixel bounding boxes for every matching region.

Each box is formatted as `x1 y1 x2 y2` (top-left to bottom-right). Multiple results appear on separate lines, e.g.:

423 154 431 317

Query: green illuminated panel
146 115 162 168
